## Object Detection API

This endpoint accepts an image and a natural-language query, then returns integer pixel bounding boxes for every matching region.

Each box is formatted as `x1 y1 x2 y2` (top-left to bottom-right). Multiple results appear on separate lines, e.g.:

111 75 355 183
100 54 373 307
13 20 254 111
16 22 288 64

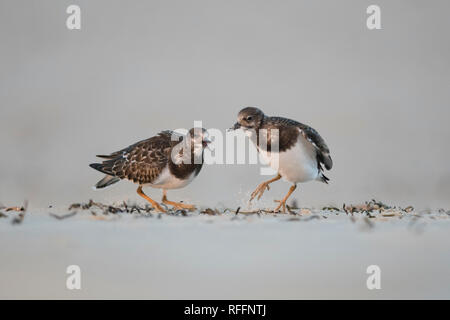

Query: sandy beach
1 201 449 299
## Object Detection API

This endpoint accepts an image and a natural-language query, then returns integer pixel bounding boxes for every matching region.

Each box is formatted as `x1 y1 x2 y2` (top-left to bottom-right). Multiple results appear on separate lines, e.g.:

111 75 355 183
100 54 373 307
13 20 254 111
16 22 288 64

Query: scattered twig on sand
39 198 441 225
322 206 341 212
201 208 220 215
370 199 392 210
343 203 351 215
174 210 188 216
237 210 263 215
69 200 155 215
365 211 376 218
403 206 414 213
342 199 414 216
69 199 106 211
380 212 396 217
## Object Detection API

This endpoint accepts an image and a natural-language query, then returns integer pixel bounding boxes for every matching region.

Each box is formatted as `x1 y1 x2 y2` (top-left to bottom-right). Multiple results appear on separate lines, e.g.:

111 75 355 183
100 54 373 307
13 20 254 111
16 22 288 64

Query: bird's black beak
202 137 212 147
229 122 241 131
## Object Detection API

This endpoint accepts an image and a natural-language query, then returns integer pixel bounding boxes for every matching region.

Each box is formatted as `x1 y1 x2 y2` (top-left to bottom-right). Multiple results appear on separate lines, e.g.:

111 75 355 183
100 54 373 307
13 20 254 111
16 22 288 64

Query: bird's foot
152 202 167 213
173 203 196 211
137 186 167 213
250 182 270 202
273 200 287 213
162 199 196 211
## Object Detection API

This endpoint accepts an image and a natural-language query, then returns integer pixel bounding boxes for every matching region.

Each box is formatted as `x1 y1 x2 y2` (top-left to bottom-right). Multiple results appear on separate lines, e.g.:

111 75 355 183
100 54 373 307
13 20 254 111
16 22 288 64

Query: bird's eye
246 116 253 121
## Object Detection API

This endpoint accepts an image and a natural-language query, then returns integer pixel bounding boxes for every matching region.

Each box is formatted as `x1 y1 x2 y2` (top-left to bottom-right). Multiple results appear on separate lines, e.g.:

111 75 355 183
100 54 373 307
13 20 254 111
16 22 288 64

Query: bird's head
230 107 265 131
188 127 211 149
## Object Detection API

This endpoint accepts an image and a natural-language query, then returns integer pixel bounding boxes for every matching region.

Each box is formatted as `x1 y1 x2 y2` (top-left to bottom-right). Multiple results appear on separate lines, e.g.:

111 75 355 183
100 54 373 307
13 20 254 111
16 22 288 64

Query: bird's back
90 130 182 185
263 116 333 171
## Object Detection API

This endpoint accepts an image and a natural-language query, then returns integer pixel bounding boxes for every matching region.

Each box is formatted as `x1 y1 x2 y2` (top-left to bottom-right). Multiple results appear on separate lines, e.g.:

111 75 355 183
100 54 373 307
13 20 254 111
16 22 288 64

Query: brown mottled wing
92 131 183 184
269 117 333 170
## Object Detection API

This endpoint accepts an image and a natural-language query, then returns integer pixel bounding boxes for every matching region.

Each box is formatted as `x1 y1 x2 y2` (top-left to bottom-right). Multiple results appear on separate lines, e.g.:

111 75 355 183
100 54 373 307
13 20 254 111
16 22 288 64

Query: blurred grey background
1 0 449 210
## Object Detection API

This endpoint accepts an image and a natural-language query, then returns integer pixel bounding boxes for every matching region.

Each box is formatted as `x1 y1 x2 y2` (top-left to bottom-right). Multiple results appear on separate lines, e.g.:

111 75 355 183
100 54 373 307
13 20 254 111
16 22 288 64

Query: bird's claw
154 203 167 213
173 203 196 212
249 182 270 202
273 200 287 213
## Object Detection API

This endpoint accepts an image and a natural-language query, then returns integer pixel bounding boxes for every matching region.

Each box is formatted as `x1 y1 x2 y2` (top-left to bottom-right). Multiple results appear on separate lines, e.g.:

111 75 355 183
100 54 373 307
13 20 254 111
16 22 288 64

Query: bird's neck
169 140 204 179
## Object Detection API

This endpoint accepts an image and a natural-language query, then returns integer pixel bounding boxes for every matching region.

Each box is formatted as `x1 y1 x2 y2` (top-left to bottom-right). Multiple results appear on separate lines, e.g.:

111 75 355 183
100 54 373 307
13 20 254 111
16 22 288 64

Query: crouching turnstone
89 128 210 212
231 107 332 213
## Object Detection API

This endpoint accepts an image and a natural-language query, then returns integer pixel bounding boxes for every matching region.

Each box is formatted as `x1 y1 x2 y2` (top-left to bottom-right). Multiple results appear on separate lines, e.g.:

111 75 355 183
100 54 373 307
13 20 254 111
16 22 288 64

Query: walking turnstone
89 128 211 212
231 107 333 213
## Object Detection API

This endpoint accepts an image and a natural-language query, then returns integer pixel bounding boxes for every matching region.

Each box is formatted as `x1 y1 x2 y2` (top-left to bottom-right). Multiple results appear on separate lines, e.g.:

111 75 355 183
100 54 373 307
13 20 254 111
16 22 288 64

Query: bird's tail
93 175 120 189
319 172 330 184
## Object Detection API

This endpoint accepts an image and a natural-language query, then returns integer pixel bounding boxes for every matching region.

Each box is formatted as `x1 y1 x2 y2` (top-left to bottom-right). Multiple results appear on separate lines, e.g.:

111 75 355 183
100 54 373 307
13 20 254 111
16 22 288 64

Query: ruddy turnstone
231 107 332 213
89 128 210 212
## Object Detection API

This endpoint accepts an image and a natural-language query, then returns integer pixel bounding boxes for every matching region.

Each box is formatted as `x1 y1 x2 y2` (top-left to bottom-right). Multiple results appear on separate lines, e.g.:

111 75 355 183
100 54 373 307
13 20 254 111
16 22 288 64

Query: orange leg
161 190 196 211
137 186 166 213
274 184 297 213
249 174 282 202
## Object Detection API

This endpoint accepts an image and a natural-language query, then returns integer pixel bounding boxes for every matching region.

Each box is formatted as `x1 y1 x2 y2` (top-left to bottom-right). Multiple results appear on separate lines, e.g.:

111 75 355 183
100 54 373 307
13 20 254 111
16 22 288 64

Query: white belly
259 136 319 183
148 167 196 189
